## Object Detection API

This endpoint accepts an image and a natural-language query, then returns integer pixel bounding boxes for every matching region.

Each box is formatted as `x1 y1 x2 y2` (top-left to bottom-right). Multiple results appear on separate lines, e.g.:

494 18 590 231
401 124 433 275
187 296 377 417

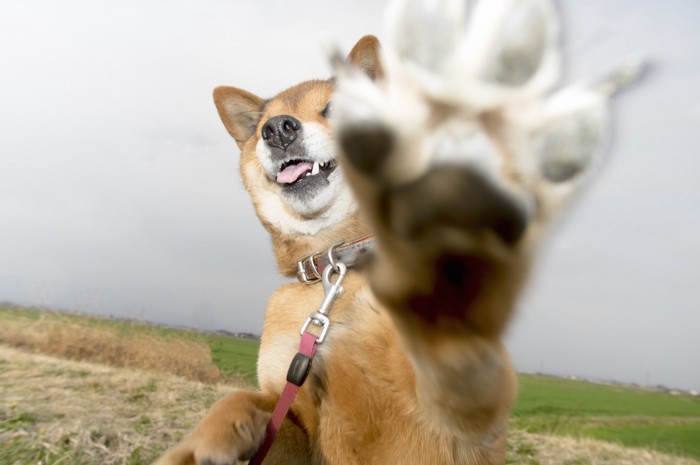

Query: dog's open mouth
276 159 336 185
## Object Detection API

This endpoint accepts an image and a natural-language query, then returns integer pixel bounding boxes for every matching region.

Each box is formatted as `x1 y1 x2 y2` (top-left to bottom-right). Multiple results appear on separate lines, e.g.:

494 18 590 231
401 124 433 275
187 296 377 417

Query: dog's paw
333 0 641 247
153 391 270 465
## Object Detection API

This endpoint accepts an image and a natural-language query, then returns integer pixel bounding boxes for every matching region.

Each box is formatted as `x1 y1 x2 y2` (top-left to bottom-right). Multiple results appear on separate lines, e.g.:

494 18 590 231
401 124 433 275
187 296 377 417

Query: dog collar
296 236 375 283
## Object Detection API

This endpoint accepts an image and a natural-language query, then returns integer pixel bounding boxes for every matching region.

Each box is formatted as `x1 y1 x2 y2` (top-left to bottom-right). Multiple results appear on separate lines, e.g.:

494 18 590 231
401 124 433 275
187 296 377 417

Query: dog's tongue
277 162 313 184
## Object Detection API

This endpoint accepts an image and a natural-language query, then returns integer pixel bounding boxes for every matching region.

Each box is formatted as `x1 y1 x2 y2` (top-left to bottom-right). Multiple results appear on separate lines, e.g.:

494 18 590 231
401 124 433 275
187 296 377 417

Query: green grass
1 436 97 465
515 374 700 418
513 374 700 459
205 333 259 385
3 305 699 460
586 422 700 459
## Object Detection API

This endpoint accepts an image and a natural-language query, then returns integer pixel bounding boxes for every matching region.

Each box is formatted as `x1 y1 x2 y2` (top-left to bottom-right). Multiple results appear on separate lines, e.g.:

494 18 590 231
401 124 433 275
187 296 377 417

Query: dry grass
507 429 700 465
0 344 232 464
0 314 224 384
2 344 698 465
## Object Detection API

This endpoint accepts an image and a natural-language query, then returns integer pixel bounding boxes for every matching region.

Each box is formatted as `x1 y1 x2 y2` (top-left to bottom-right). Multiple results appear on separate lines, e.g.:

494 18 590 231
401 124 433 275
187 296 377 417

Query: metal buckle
297 241 346 284
296 253 323 284
296 259 312 283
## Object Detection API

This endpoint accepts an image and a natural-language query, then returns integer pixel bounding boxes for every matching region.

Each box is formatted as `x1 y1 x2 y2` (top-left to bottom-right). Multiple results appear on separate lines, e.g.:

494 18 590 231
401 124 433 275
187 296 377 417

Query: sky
1 0 698 391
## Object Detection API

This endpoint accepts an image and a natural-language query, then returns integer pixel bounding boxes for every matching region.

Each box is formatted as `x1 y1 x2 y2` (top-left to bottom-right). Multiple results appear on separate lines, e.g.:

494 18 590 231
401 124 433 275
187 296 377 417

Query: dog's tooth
312 161 320 175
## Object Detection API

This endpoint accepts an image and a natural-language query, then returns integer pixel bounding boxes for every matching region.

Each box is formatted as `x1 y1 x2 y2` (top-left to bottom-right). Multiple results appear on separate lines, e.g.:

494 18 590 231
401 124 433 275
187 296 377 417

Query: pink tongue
277 162 314 184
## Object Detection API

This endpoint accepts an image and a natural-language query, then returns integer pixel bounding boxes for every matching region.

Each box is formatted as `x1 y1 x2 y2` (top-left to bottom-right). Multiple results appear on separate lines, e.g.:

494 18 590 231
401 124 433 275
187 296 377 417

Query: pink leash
248 331 319 465
248 259 347 465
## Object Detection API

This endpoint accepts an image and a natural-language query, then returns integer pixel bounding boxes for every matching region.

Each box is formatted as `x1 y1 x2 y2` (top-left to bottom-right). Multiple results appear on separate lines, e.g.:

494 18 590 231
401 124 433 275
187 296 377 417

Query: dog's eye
320 101 333 118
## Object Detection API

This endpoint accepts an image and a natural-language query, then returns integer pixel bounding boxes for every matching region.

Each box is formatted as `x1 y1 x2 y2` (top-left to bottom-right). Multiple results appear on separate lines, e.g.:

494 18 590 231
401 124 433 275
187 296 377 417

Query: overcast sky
1 0 698 391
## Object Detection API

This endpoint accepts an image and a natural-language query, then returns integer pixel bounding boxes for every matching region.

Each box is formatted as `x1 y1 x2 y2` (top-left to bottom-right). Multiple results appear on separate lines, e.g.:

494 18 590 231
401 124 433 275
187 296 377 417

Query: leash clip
251 251 347 465
300 260 347 344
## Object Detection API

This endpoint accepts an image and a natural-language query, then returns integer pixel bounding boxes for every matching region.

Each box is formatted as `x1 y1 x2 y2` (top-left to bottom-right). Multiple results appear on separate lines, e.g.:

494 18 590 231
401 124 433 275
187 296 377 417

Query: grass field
513 374 700 459
1 304 698 464
2 345 695 465
0 344 230 465
0 305 259 385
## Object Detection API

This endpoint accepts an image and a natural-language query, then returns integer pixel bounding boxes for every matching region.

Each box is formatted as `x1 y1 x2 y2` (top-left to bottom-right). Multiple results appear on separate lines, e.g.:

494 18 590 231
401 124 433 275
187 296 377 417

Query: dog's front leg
331 0 574 445
153 390 294 465
335 129 525 443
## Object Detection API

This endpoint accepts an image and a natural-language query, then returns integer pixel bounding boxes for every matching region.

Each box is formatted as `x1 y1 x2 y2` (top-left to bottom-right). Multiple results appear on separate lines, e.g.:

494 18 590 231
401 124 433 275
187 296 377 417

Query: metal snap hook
301 262 346 343
320 262 346 314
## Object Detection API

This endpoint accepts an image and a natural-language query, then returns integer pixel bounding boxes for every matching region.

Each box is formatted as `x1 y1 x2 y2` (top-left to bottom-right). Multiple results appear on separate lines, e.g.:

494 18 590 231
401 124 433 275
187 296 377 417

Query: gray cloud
1 0 698 390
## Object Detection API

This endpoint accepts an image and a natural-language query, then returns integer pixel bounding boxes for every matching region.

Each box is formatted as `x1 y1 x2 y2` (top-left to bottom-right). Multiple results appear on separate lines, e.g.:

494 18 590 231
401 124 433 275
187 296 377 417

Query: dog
155 0 641 463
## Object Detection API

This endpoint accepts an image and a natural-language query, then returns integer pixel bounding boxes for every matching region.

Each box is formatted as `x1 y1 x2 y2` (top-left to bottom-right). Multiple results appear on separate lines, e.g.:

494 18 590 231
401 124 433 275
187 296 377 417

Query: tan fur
154 0 631 457
154 34 518 465
215 78 372 275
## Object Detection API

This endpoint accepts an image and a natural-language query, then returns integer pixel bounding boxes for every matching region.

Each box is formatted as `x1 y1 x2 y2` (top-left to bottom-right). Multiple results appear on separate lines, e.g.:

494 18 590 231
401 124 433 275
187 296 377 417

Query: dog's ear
213 86 265 149
347 35 384 81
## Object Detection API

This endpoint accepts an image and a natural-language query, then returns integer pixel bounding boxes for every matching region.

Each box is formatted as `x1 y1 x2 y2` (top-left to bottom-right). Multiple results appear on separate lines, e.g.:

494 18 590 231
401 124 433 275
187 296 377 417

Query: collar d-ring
327 241 345 271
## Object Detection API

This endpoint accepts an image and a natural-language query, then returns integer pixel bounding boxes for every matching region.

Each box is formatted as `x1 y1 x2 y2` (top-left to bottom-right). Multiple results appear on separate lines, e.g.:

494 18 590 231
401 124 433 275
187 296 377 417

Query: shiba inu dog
155 0 642 463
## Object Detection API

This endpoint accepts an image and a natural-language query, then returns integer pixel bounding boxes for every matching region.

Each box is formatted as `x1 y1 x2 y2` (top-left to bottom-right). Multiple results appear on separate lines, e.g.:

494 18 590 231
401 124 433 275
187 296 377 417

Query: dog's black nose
262 115 301 149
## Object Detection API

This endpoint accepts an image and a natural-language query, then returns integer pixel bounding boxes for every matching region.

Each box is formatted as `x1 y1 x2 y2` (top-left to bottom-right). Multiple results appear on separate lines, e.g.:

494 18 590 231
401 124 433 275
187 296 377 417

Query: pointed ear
347 35 384 81
213 86 265 149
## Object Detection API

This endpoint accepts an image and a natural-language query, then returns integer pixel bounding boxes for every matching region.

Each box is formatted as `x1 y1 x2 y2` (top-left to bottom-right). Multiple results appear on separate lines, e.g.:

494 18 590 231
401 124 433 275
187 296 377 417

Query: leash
247 331 319 465
249 249 350 465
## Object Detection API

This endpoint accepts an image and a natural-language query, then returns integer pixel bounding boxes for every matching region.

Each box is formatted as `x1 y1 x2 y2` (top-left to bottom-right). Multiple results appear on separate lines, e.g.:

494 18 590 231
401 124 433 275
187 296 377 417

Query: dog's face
213 37 382 238
255 81 340 218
